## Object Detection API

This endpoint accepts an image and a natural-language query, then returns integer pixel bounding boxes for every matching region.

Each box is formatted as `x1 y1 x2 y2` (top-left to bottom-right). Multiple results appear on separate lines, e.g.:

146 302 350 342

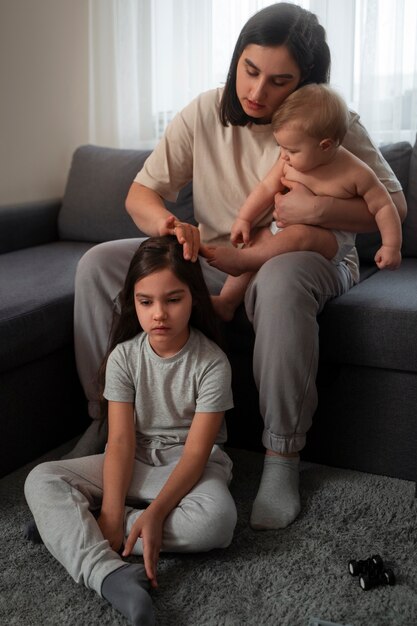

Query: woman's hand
162 215 200 262
122 508 164 589
273 178 318 227
230 217 252 247
97 511 124 553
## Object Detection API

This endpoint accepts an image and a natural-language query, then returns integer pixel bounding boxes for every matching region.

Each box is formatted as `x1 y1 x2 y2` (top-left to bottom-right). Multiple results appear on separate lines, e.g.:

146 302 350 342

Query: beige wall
0 0 89 205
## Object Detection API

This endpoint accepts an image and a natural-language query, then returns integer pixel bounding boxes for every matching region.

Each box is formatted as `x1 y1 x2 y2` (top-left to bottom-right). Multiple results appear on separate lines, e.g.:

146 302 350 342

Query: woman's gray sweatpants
73 239 353 456
24 445 236 596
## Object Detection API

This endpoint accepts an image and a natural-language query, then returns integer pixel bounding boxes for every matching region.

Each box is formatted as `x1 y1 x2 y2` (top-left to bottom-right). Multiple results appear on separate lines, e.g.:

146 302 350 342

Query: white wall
0 0 89 205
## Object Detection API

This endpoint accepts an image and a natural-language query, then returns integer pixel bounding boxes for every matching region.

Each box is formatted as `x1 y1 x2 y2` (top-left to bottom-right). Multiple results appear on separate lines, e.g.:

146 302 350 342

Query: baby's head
272 83 349 144
271 84 349 171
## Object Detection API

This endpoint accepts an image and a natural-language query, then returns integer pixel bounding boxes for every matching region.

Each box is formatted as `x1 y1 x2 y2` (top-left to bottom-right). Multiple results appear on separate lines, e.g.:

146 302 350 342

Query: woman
73 3 406 530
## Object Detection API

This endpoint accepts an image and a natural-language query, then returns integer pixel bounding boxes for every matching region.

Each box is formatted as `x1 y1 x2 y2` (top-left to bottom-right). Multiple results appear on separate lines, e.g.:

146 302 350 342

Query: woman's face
236 44 302 123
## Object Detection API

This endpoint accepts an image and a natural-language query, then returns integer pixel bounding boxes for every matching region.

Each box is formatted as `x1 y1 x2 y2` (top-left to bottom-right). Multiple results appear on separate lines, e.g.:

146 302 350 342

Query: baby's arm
358 169 402 269
122 410 224 587
98 400 136 552
232 156 286 246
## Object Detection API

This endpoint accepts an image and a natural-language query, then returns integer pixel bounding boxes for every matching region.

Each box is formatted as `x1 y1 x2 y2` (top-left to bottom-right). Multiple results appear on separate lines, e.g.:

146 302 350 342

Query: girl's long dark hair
98 235 222 417
220 2 331 126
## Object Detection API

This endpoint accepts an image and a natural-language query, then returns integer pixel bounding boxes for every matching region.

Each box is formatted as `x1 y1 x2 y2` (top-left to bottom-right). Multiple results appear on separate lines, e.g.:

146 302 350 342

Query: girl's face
236 44 301 123
134 267 193 358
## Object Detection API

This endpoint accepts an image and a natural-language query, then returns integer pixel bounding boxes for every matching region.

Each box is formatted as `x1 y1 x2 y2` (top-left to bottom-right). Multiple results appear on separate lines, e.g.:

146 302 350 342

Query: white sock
250 455 301 530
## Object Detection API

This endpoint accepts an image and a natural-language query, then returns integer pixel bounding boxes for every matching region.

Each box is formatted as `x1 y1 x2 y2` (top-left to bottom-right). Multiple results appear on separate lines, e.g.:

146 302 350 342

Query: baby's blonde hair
272 84 349 145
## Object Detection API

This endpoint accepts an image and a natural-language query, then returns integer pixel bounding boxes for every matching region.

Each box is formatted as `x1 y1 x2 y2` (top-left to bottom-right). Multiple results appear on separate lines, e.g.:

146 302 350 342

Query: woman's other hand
273 178 318 227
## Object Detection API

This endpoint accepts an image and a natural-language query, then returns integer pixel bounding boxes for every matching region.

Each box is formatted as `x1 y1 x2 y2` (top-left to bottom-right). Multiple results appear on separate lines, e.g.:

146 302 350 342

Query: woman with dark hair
25 236 237 626
73 3 406 530
219 1 330 126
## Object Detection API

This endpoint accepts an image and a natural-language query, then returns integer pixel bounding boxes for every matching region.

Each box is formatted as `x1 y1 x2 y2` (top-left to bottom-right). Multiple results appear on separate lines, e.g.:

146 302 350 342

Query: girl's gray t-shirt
104 327 233 448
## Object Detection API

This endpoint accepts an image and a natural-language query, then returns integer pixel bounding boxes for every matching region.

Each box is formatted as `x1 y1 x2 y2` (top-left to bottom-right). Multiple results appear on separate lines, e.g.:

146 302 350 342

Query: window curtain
352 0 417 144
88 0 417 149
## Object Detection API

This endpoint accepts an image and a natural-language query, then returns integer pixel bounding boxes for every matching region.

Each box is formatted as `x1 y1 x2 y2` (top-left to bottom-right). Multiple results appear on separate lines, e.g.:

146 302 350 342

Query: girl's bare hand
163 216 200 261
97 512 124 553
122 509 164 589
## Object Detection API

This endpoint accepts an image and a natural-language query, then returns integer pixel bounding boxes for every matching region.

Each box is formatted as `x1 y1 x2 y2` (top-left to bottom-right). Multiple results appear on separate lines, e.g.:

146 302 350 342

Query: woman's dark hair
98 235 222 417
220 2 331 126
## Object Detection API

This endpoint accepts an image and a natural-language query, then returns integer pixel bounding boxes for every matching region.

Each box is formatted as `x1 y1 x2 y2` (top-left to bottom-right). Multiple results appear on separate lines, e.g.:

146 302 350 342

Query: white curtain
352 0 417 144
88 0 417 149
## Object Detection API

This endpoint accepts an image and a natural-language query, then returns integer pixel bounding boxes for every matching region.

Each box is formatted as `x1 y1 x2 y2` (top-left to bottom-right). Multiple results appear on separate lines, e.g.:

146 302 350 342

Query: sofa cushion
0 201 60 254
0 241 94 373
356 140 413 261
58 145 195 243
318 258 417 373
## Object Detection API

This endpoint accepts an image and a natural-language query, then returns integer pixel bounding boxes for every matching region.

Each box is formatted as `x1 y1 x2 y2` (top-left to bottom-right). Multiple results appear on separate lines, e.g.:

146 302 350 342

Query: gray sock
24 518 43 544
250 455 301 530
101 564 155 626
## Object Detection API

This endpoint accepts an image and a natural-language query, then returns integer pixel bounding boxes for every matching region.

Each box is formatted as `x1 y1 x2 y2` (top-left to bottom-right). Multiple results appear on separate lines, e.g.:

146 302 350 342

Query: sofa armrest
0 200 61 254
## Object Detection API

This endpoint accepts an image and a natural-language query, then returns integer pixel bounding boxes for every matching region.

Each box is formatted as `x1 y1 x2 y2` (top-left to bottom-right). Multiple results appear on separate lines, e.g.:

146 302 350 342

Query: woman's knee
255 251 317 295
75 239 143 290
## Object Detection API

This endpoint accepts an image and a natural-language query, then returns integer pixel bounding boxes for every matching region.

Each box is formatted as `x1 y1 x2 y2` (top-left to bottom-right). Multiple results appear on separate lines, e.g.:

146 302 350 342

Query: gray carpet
1 442 416 626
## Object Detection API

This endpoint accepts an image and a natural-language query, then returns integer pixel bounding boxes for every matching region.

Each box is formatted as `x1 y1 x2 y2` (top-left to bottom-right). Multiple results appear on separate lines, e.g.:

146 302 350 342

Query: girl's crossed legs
24 446 236 623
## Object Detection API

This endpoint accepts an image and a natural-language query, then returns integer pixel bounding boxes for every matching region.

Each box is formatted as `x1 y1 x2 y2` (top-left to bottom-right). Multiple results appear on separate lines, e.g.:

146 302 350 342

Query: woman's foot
250 454 301 530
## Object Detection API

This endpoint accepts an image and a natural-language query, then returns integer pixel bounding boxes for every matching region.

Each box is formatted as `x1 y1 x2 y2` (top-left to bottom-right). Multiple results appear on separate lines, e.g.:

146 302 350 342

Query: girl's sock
23 518 43 544
101 563 155 626
250 455 301 530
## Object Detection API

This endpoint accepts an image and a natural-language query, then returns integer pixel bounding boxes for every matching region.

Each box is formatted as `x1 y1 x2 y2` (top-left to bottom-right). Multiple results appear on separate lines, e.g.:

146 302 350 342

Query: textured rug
1 442 416 626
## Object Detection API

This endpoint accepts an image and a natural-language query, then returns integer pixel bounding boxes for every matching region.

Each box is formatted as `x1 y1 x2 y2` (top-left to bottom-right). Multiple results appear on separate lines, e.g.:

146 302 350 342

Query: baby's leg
211 271 254 321
207 228 272 320
201 225 338 275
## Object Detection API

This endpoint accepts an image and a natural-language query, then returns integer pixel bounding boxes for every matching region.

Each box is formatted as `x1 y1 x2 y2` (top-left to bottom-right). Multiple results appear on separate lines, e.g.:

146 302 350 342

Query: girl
25 236 237 626
72 3 406 531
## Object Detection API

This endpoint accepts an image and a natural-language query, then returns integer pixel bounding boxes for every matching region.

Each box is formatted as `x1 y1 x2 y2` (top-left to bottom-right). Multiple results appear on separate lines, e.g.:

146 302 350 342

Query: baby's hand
374 245 402 270
230 217 251 247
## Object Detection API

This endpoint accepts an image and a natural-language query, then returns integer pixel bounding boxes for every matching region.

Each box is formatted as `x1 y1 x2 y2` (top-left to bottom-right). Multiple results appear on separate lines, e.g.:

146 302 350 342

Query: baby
201 83 402 320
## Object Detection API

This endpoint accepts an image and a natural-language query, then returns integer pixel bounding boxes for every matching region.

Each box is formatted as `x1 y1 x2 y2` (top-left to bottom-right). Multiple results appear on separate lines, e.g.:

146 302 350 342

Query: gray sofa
1 139 416 480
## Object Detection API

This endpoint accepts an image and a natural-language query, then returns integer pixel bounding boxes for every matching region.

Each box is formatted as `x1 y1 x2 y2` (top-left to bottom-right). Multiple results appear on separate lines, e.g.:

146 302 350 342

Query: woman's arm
122 411 225 587
97 401 136 552
274 179 407 233
125 182 200 261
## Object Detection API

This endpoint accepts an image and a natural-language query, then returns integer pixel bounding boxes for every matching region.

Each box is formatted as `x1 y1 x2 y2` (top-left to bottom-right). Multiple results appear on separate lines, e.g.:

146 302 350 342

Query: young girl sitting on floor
24 235 237 626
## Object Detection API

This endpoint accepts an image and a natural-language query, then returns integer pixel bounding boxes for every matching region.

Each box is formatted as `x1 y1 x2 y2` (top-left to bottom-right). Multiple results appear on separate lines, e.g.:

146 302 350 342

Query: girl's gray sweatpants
73 239 354 456
24 445 236 595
